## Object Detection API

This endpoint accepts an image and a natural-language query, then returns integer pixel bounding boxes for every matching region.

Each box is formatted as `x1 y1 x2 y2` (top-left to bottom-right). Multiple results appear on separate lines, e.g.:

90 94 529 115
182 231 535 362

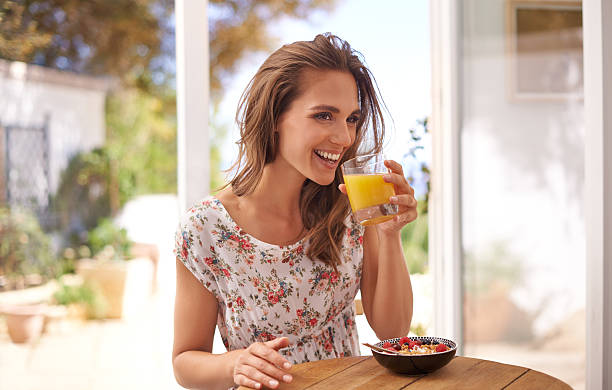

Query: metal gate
1 116 52 226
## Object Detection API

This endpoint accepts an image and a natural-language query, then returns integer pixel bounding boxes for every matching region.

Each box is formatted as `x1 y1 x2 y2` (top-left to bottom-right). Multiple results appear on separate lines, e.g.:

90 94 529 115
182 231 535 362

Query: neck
248 159 305 219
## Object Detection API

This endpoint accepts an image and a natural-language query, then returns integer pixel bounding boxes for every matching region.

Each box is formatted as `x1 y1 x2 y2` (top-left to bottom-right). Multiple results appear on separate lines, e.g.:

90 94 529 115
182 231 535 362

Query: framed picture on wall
505 0 583 101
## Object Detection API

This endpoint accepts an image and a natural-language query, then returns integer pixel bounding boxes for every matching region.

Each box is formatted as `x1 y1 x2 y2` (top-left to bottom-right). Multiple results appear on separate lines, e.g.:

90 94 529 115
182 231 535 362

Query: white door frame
176 0 210 212
429 0 463 351
583 0 612 388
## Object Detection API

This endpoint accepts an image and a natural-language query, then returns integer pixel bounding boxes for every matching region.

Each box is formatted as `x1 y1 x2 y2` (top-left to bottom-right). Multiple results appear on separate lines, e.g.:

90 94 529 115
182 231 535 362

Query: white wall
0 61 107 194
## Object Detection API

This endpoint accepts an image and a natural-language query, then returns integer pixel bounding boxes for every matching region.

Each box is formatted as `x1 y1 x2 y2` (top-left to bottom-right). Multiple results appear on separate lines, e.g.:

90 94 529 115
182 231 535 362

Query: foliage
401 199 428 274
0 0 174 90
404 117 430 213
87 218 132 261
53 147 133 245
400 117 431 274
0 207 57 280
0 0 52 60
105 89 177 196
53 279 108 319
208 0 336 100
1 0 337 98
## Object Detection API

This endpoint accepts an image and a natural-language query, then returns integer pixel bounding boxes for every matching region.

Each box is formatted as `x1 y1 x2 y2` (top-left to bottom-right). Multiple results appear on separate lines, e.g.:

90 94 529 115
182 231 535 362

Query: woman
173 33 416 390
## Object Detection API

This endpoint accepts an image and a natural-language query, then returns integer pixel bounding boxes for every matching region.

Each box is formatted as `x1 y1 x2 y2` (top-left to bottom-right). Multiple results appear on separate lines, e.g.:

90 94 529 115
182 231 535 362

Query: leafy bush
53 281 108 319
52 147 135 247
87 218 132 261
0 207 57 282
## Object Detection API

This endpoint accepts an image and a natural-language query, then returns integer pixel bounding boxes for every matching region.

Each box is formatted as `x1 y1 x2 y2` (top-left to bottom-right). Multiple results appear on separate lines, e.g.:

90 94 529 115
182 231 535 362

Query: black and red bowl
371 336 457 375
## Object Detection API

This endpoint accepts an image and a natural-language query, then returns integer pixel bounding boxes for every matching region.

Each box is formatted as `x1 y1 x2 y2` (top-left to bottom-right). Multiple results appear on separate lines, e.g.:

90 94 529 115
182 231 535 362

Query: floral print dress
174 196 365 364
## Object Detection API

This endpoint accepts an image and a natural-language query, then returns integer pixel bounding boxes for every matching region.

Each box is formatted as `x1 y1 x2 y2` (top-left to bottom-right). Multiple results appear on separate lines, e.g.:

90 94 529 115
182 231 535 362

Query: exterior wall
0 60 108 194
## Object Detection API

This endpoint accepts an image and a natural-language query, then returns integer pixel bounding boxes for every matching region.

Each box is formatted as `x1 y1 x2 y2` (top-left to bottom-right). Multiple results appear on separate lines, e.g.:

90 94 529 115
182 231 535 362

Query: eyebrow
308 104 361 115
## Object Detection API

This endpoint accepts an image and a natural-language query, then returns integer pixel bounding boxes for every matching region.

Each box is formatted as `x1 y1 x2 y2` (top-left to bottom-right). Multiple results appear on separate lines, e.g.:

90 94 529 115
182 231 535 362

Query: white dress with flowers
174 196 365 363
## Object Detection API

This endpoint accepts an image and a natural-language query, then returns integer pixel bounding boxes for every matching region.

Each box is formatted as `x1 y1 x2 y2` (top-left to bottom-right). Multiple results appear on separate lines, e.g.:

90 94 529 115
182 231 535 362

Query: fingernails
283 374 293 382
383 174 391 181
255 383 261 389
269 379 279 387
283 362 292 369
390 196 398 203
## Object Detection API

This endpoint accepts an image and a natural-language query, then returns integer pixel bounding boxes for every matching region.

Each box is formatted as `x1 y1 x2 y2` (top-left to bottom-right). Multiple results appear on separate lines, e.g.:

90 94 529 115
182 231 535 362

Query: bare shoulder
215 187 244 219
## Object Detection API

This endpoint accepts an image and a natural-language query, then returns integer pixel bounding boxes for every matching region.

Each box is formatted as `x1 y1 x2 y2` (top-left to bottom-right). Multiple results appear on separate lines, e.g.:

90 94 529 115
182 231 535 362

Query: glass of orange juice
341 153 398 226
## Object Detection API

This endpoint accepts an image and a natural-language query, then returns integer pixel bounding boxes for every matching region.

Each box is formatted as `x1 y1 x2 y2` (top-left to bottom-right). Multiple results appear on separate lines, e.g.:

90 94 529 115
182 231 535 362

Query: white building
0 59 110 212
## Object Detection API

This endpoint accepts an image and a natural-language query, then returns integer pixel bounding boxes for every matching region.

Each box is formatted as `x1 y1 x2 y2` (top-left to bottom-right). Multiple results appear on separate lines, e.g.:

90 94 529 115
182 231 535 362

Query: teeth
315 150 340 161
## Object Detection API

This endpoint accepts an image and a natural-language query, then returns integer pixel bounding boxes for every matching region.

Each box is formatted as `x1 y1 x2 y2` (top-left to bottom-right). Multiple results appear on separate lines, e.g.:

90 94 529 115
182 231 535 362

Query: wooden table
238 356 571 389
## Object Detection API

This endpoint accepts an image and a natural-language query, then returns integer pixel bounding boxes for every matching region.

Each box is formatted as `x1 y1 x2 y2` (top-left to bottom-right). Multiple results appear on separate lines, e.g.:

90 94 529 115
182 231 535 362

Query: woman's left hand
338 159 418 233
377 159 418 233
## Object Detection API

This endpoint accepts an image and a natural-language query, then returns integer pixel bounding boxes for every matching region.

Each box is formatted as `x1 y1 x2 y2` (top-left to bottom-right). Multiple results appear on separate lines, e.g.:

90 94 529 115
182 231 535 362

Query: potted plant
52 276 107 320
75 218 154 319
0 207 58 343
0 207 58 289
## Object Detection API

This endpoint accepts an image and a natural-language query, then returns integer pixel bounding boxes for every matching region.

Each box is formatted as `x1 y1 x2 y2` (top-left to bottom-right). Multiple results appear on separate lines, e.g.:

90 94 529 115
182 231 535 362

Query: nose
330 122 354 147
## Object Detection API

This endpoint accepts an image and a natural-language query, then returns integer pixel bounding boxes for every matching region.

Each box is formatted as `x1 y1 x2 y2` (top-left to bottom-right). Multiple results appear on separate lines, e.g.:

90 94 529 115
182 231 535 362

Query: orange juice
344 174 396 225
342 153 399 225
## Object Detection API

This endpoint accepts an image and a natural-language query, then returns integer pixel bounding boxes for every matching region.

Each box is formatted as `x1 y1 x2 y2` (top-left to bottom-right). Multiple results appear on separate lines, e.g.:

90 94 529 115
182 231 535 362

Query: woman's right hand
232 337 293 389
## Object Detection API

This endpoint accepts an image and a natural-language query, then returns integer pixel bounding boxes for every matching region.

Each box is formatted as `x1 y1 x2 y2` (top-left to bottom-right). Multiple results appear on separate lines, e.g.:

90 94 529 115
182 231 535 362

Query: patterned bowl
371 336 457 375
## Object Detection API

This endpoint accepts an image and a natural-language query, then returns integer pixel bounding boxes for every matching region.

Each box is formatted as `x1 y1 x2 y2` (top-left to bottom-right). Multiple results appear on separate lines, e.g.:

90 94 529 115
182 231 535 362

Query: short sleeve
174 208 222 301
346 214 366 238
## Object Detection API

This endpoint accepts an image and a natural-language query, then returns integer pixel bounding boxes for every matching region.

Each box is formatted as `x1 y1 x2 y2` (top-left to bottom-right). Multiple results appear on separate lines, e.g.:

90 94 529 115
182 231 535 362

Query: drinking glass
341 153 398 226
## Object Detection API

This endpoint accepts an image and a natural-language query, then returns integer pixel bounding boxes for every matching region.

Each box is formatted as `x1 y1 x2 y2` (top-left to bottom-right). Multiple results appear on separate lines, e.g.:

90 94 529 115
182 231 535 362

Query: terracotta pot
2 304 46 343
76 257 153 319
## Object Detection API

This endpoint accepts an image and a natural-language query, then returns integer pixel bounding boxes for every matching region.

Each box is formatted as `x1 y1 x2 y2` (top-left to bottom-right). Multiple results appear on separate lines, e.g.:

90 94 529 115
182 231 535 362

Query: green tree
208 0 335 100
105 89 178 197
1 0 337 97
0 0 173 89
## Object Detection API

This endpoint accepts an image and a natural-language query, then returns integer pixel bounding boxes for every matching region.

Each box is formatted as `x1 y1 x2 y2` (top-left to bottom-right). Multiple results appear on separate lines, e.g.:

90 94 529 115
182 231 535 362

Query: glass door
458 0 585 388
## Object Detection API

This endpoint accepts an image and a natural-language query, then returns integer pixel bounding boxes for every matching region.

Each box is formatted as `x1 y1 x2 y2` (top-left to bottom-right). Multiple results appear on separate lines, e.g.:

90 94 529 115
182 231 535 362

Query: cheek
349 128 358 146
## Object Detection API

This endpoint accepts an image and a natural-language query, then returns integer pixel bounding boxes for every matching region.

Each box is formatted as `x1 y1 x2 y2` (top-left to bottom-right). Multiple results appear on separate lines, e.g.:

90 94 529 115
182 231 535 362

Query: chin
309 174 337 187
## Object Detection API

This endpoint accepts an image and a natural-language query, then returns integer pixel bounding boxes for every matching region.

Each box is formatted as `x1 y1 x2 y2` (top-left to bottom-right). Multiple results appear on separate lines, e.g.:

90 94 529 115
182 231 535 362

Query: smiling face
274 69 361 186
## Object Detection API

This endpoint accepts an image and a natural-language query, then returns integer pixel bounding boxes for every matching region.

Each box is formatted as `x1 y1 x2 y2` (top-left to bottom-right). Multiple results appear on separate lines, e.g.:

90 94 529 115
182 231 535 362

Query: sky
216 0 431 195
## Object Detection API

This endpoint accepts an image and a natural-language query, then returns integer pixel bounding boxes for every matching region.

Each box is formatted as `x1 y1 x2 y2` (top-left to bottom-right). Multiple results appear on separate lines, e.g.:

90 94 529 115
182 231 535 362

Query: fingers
266 337 291 353
338 183 347 194
390 194 417 208
384 159 404 175
251 341 293 372
393 208 418 224
383 172 415 195
233 356 288 389
233 341 293 389
234 373 264 390
382 160 414 196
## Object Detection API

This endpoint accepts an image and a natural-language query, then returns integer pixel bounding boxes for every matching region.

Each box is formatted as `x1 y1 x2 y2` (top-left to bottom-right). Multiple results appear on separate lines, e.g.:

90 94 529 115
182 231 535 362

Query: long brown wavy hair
226 33 386 267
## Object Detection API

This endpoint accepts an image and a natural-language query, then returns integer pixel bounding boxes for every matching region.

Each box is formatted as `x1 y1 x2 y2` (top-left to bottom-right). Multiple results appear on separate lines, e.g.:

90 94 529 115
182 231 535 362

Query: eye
314 112 333 121
347 115 360 124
